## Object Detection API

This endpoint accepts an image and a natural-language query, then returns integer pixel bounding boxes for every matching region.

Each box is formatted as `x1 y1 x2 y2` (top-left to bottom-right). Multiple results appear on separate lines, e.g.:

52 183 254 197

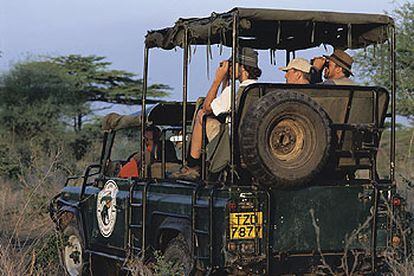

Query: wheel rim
64 235 83 276
269 118 305 162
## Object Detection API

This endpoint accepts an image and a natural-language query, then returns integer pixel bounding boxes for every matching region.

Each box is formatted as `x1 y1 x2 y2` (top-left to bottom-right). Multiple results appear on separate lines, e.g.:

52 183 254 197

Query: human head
144 125 161 141
228 47 262 80
279 58 312 84
324 49 353 79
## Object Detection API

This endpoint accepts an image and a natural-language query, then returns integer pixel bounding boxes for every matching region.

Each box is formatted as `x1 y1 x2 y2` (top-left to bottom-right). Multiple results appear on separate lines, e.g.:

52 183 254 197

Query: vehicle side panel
271 185 373 253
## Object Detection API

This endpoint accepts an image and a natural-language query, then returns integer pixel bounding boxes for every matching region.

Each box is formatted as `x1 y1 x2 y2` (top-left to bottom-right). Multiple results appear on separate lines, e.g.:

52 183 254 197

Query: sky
0 0 396 103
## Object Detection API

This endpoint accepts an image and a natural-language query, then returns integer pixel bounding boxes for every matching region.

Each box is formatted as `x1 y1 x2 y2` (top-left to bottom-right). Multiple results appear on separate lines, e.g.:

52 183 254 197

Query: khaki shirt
324 77 357 85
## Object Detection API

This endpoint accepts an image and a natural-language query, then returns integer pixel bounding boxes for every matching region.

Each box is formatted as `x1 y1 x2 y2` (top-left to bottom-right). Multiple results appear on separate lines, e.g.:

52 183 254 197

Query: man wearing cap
311 49 356 85
279 58 312 84
172 48 262 179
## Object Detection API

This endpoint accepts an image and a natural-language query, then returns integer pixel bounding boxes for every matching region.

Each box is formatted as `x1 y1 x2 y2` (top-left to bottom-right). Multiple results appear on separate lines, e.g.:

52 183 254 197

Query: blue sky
0 0 396 102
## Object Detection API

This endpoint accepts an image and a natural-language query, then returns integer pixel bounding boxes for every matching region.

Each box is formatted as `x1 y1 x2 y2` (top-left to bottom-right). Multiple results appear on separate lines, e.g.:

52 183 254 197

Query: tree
0 60 77 138
50 55 171 131
355 2 414 120
0 54 171 138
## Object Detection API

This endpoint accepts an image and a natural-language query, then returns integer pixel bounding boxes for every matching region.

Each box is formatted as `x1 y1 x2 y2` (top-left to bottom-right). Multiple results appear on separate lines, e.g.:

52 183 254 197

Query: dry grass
0 180 62 275
0 148 64 275
125 251 184 276
125 256 154 276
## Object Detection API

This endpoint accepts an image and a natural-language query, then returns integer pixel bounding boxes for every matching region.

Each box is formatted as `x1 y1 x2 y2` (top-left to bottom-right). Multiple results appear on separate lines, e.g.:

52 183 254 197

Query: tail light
228 201 237 211
392 197 401 207
392 235 401 247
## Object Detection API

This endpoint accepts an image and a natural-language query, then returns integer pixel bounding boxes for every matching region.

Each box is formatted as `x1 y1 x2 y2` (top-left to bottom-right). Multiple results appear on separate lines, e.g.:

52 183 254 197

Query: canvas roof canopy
145 7 394 51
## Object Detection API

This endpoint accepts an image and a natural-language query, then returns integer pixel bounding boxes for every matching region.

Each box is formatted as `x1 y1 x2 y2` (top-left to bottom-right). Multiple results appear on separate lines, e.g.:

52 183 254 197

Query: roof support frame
140 46 149 177
230 11 239 184
182 28 189 166
390 25 396 183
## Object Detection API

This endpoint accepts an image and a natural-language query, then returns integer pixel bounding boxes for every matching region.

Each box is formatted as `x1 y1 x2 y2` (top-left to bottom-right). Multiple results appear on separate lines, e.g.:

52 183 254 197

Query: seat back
238 84 389 172
150 162 181 178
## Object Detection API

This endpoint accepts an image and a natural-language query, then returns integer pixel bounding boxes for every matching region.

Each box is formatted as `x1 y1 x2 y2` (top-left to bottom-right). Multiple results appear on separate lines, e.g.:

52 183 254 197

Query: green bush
0 143 21 179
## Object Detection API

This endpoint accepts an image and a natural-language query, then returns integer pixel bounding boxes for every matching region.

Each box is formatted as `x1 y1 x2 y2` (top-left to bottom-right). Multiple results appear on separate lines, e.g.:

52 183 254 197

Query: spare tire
240 90 333 188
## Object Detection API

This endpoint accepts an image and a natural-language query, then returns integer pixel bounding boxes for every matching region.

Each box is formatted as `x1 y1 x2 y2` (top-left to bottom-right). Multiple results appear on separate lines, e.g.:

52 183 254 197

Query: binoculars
310 57 329 69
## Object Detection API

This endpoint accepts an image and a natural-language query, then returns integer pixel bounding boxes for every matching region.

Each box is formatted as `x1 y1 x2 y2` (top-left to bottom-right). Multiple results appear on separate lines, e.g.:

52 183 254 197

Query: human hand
311 57 327 71
215 60 229 81
196 108 206 123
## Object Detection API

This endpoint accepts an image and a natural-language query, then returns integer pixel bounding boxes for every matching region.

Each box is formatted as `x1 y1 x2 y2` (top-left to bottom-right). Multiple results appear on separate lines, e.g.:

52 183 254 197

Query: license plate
229 212 263 239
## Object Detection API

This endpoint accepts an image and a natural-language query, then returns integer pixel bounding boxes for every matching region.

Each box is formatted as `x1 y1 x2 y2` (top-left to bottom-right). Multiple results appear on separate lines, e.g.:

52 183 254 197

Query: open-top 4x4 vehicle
50 7 405 275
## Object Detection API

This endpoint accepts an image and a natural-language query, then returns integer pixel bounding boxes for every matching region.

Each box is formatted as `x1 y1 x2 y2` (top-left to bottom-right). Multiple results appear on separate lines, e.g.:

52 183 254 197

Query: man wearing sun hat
311 49 357 85
279 58 312 84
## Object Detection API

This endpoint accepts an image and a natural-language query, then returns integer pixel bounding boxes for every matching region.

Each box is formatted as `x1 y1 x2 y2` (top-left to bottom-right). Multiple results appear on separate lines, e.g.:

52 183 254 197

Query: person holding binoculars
311 49 357 85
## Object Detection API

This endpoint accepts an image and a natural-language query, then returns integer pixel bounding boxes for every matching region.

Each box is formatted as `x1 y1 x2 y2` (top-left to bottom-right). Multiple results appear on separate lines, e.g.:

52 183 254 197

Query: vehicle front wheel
163 233 194 276
60 221 90 276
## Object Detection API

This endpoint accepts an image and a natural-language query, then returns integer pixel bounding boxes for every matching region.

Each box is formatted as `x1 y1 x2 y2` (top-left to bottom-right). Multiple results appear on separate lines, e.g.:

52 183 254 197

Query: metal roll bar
230 12 239 184
182 28 189 166
141 47 149 178
390 26 396 184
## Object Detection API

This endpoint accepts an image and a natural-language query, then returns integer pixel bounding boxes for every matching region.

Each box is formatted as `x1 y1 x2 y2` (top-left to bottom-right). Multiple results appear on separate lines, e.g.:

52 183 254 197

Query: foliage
50 55 171 131
378 127 414 175
355 2 414 120
32 232 62 273
67 124 102 160
0 54 170 178
0 143 21 179
0 55 171 135
51 55 171 102
0 61 75 137
126 251 184 276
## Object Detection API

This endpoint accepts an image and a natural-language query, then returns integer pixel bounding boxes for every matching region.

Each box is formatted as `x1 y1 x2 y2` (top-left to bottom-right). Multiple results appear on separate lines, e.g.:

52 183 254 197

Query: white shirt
210 79 257 116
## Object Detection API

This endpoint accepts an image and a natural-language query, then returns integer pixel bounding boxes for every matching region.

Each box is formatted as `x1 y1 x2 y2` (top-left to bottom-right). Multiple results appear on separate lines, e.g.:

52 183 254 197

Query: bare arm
203 61 229 114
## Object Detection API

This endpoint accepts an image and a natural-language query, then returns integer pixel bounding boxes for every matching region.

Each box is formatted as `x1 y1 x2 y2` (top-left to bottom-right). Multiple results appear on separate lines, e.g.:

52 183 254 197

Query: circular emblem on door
97 180 118 238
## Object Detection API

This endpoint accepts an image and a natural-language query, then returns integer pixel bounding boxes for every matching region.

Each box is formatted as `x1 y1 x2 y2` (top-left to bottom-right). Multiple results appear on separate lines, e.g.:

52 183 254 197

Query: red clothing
118 158 139 178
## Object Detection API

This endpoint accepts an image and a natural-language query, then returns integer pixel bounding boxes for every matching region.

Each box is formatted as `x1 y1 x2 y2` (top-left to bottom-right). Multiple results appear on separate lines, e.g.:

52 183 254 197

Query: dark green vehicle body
55 168 390 274
50 7 403 275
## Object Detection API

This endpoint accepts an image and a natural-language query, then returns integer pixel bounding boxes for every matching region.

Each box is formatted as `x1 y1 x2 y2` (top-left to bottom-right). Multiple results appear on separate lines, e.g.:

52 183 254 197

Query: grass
0 146 65 276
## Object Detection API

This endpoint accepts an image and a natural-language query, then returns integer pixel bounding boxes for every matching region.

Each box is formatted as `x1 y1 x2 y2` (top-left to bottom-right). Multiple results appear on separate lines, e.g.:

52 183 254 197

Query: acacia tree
0 55 171 135
50 55 171 131
355 2 414 121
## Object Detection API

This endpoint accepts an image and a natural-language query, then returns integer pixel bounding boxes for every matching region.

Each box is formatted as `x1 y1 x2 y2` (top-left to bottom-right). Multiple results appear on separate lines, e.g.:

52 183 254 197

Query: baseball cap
279 58 312 73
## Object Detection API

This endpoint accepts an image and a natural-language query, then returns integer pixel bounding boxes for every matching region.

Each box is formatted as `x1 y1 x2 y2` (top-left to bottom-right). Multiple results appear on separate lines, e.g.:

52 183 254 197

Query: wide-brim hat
228 47 259 69
324 49 354 76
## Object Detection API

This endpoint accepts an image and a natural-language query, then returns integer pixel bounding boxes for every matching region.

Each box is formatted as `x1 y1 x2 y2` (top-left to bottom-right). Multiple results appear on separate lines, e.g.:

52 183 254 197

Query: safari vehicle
50 7 403 275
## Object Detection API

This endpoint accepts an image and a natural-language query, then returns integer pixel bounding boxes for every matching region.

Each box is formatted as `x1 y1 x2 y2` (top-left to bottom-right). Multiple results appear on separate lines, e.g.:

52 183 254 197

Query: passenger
311 49 356 85
172 48 262 180
118 125 177 178
279 58 312 84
